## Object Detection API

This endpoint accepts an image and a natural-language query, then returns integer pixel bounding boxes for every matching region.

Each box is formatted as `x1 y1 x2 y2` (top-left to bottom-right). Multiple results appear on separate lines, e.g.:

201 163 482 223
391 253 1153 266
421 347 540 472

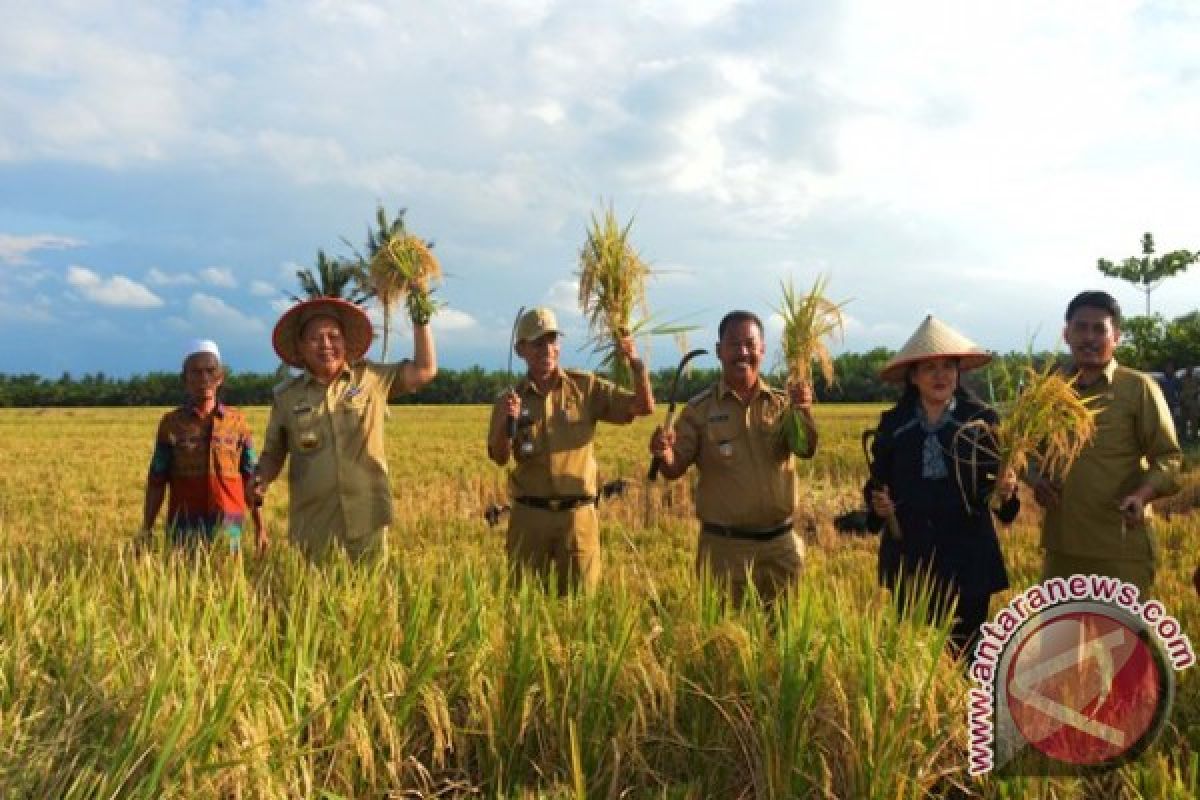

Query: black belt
702 520 793 541
515 495 597 512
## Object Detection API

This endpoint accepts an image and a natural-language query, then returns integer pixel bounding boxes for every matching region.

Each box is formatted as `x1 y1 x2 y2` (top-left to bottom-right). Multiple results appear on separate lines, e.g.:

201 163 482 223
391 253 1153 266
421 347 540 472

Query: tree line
0 342 1181 408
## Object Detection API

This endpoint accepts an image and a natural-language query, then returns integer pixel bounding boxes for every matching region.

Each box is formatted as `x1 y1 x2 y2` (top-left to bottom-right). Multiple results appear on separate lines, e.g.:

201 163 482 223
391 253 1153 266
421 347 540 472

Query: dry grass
775 274 848 389
369 232 442 358
953 361 1098 505
577 203 651 388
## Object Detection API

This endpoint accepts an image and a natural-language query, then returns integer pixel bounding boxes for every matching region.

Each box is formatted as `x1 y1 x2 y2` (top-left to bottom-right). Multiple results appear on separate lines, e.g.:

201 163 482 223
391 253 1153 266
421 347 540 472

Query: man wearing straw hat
486 307 654 594
649 310 817 606
139 339 267 553
1033 291 1181 593
254 296 436 562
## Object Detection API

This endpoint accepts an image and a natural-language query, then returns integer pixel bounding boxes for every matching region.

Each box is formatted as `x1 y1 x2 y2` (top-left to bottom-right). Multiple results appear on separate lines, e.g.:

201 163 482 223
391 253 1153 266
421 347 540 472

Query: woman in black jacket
865 316 1018 661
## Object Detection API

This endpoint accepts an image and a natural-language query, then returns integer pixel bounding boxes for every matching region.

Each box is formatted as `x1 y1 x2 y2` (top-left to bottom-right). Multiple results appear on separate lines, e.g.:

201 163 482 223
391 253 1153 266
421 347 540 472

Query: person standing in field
486 307 654 594
140 339 267 553
1181 367 1200 442
255 296 436 562
1033 291 1182 593
648 310 817 606
864 316 1018 661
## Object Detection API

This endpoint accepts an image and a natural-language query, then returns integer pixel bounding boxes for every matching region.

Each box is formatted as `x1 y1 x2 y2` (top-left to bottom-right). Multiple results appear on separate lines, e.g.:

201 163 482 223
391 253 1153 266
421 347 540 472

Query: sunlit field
0 405 1197 798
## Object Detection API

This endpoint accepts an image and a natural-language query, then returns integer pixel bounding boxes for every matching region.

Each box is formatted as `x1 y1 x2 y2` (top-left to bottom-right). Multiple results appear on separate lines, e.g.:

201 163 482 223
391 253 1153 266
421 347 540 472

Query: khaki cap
879 315 992 384
516 307 561 343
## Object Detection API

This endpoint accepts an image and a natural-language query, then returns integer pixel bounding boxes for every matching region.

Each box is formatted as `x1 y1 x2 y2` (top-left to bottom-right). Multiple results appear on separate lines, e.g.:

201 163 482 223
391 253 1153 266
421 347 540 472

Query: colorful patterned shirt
147 402 256 542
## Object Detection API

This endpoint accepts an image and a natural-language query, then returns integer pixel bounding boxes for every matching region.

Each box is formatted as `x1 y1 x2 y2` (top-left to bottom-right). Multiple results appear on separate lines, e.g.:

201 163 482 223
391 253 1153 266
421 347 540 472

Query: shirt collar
303 362 353 387
1068 357 1119 388
716 375 770 403
186 399 225 419
520 368 564 397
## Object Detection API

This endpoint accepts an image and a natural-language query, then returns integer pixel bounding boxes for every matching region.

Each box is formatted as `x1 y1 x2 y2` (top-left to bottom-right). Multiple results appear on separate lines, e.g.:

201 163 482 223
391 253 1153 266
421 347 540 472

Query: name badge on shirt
708 412 730 423
718 441 734 458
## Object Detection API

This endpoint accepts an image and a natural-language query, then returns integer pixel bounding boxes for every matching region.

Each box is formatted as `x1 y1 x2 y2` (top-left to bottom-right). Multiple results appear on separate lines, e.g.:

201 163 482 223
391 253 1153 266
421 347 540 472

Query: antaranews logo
968 574 1194 776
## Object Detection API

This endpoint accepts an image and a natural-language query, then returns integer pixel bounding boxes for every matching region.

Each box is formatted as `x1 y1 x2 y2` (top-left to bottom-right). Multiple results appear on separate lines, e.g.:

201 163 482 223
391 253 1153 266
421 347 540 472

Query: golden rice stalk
954 360 1098 505
577 203 650 387
370 234 442 298
775 274 847 387
369 233 442 359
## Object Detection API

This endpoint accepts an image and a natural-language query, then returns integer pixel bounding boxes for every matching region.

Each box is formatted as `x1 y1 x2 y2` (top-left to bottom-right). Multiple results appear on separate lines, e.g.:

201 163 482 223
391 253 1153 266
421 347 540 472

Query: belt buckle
547 498 563 512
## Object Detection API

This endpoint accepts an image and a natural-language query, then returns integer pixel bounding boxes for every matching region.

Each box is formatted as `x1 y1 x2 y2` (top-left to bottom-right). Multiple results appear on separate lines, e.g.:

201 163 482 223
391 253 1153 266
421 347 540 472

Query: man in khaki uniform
256 296 437 562
1032 291 1182 592
650 310 818 605
486 307 654 594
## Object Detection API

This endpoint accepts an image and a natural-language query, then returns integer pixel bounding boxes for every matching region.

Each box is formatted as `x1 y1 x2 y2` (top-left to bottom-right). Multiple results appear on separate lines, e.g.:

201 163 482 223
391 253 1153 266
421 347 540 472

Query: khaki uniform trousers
507 503 601 595
1042 549 1155 596
294 522 387 566
697 529 805 606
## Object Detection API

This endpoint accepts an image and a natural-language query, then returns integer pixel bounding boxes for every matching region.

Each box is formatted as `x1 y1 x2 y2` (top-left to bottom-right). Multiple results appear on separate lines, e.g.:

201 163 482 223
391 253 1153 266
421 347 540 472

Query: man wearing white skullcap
139 339 267 553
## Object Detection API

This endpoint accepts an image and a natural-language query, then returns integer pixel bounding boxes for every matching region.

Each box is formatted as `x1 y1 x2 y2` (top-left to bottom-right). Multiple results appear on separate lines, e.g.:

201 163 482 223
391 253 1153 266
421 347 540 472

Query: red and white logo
1004 609 1168 767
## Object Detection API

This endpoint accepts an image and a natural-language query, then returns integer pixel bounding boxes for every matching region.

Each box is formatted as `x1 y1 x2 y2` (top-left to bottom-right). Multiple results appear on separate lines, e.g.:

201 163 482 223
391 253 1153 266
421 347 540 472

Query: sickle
863 427 903 541
647 348 708 481
505 306 526 440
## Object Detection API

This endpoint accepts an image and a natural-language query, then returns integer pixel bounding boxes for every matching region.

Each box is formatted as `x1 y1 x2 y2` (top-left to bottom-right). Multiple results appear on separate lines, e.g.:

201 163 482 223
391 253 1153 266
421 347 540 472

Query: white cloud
3 1 1200 376
146 267 196 285
188 293 265 333
66 265 163 308
0 234 82 265
543 279 581 318
0 298 55 324
249 279 278 296
199 266 237 288
431 308 479 332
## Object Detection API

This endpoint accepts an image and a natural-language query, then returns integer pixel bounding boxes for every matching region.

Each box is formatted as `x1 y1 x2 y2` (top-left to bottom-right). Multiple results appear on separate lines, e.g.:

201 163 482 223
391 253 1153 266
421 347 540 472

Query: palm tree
289 249 373 305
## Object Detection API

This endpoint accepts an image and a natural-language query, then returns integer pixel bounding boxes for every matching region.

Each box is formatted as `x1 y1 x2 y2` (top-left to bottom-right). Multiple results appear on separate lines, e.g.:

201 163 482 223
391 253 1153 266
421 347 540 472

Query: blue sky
2 0 1198 377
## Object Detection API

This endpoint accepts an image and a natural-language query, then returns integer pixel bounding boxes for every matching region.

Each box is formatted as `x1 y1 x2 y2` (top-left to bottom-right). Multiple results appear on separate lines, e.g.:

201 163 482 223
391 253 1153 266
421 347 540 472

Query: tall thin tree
1097 232 1196 316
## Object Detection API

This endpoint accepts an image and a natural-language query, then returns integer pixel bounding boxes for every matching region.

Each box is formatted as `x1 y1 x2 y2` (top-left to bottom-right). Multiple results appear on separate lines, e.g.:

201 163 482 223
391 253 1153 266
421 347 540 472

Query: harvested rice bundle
775 274 847 388
577 203 690 387
369 231 442 359
954 359 1098 507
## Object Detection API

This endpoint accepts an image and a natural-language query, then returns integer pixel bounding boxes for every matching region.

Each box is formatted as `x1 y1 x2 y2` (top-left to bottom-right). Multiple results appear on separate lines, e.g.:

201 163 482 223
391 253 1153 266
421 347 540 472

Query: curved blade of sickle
666 348 708 411
505 306 526 439
648 348 708 481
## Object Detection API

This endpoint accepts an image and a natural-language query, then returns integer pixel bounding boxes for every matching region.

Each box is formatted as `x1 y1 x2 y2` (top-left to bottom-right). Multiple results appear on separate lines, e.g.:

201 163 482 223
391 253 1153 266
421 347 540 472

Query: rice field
0 405 1197 799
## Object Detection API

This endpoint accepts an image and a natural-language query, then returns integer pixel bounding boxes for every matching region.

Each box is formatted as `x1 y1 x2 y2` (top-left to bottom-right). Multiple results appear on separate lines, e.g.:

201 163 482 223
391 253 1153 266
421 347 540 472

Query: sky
2 0 1198 377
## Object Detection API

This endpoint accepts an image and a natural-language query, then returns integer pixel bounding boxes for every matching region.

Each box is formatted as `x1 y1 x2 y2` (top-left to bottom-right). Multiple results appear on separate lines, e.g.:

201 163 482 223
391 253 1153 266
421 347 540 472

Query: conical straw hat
272 297 374 369
879 315 992 384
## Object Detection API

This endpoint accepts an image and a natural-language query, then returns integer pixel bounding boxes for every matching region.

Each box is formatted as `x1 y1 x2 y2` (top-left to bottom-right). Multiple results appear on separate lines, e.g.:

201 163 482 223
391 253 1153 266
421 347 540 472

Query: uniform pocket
706 420 738 460
292 410 325 454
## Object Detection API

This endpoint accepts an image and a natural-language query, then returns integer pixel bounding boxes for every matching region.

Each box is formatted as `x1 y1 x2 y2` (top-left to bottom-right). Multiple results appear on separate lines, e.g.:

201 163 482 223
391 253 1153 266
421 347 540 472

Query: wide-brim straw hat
272 297 373 369
879 314 992 384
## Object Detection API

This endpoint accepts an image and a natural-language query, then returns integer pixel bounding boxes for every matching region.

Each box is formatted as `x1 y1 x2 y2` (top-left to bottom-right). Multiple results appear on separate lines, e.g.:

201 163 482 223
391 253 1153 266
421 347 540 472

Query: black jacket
864 392 1015 597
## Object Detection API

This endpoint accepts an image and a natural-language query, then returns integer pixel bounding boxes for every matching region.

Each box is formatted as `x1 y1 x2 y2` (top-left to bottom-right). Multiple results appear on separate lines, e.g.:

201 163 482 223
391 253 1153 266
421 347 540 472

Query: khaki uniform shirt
508 369 635 499
259 360 414 548
673 378 807 529
1042 360 1182 559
